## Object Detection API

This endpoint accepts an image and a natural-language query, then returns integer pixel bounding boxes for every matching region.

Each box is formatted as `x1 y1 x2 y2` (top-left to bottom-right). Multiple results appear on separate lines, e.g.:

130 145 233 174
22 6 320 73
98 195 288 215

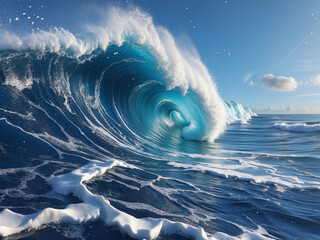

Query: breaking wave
274 122 320 133
0 7 258 239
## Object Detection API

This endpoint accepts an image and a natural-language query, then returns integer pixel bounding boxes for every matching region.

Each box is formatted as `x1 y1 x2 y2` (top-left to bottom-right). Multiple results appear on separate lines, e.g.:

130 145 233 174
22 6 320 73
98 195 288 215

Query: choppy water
1 112 319 240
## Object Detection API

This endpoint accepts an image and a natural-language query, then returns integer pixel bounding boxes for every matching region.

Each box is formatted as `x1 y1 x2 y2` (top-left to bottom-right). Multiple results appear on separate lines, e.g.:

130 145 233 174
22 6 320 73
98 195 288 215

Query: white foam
0 108 36 121
0 159 271 239
0 7 226 142
167 161 320 190
274 122 320 133
2 65 34 91
60 224 85 240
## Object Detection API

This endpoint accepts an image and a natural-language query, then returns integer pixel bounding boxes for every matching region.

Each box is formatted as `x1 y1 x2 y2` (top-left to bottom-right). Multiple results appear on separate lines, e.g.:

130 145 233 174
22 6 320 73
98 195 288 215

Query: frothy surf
167 160 320 190
0 159 271 240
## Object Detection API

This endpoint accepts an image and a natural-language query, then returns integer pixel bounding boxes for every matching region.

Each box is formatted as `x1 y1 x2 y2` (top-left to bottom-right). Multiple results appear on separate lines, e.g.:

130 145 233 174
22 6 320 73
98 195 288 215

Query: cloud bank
309 74 320 86
254 106 320 114
261 74 297 91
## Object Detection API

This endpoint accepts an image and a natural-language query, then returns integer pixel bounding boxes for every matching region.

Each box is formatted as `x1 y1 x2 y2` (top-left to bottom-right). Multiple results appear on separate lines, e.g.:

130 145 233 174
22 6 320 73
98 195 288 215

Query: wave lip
274 122 320 133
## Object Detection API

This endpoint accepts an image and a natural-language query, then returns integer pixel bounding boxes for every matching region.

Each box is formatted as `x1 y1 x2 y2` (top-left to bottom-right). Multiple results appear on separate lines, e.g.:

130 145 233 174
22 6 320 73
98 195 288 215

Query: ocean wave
274 122 320 133
0 6 264 240
0 7 228 142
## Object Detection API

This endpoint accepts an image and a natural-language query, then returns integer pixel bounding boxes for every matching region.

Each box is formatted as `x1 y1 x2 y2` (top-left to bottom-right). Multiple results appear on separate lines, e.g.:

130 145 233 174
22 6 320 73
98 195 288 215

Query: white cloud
261 74 297 91
243 72 254 83
309 74 320 86
249 81 254 86
296 93 320 97
286 104 294 112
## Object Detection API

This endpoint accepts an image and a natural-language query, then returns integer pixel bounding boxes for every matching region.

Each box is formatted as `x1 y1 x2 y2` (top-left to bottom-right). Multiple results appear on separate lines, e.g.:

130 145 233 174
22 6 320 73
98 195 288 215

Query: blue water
0 11 319 240
1 107 320 239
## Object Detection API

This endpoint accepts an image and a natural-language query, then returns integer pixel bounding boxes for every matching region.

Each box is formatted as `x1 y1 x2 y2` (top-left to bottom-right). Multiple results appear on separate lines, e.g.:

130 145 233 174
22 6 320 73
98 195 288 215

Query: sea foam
167 157 320 190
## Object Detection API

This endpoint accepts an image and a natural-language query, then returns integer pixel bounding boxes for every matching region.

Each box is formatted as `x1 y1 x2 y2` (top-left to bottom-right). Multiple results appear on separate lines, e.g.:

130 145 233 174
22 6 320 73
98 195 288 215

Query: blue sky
1 0 320 113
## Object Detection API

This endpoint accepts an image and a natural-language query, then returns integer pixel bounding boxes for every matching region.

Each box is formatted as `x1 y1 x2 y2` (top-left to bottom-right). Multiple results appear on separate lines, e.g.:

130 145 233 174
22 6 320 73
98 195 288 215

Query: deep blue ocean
0 7 319 240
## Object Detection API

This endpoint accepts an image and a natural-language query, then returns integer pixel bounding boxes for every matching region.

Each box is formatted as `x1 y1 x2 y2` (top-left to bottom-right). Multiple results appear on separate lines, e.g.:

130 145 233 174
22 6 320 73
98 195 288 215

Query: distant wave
167 153 320 190
274 122 320 133
225 101 257 124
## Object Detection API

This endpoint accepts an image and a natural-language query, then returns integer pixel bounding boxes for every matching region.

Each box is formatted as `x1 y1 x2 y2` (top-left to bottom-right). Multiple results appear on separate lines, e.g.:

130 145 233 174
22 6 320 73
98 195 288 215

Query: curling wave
0 7 229 143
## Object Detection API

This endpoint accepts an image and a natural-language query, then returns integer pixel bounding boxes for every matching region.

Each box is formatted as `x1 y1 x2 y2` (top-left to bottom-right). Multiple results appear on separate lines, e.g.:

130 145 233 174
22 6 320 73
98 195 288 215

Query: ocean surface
0 7 319 240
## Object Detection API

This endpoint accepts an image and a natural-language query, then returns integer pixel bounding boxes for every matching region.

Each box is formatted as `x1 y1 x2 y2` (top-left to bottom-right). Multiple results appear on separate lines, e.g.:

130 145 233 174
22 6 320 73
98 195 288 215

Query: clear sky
1 0 320 113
